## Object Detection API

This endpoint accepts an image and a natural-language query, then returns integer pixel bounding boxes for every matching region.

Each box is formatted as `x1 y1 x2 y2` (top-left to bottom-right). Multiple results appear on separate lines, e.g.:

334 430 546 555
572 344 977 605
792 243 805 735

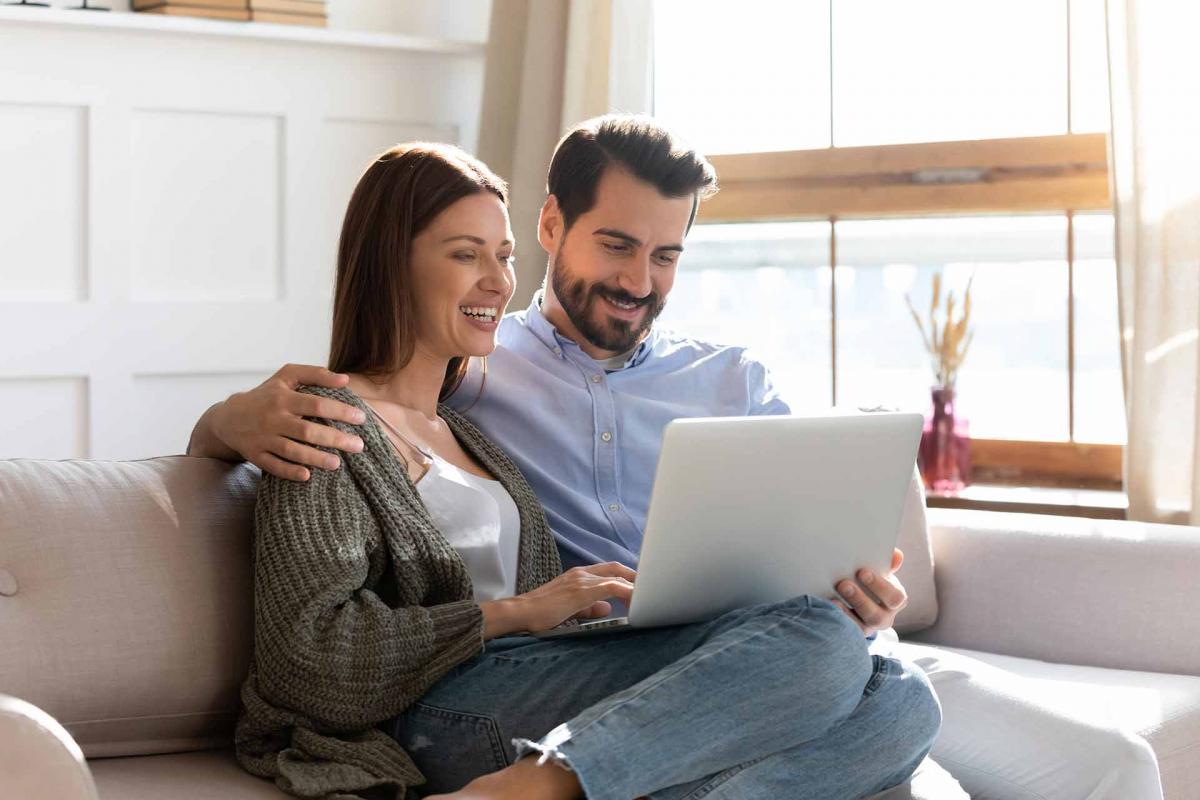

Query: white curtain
477 0 654 306
1107 0 1200 525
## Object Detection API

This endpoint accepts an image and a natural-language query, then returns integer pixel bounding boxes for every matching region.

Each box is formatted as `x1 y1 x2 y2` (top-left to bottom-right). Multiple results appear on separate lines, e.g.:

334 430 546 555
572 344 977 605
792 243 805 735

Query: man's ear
538 194 563 255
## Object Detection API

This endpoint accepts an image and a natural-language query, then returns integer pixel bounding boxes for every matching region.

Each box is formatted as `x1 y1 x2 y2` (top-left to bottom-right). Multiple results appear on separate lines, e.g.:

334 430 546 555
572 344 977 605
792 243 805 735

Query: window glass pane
1072 213 1127 443
832 0 1067 146
836 216 1069 441
653 0 830 154
659 222 832 409
1069 0 1112 133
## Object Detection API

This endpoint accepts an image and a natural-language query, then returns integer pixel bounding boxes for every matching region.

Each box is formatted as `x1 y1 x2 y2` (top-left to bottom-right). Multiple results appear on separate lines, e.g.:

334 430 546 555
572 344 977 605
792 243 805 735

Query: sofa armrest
0 694 99 800
905 509 1200 676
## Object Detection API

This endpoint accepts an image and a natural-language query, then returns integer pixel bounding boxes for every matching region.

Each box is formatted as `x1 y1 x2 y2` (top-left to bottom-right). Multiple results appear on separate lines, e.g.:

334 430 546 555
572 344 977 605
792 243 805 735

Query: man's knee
880 656 942 755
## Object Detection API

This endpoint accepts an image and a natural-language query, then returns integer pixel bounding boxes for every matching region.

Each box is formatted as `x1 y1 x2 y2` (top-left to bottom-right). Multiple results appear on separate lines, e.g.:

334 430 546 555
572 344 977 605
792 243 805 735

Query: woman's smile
459 303 501 332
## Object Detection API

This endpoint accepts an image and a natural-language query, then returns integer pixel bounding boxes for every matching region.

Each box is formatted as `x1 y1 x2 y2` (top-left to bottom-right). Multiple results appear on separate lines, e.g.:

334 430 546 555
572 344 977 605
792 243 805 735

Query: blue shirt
446 293 791 570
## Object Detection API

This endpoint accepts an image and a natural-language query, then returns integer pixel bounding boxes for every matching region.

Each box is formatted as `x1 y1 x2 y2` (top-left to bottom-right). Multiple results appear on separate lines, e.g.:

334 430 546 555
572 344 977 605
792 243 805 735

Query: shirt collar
525 290 656 371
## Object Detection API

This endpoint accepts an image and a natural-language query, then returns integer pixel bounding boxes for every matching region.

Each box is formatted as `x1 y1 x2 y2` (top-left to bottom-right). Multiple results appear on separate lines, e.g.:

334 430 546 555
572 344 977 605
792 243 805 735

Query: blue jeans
384 595 941 799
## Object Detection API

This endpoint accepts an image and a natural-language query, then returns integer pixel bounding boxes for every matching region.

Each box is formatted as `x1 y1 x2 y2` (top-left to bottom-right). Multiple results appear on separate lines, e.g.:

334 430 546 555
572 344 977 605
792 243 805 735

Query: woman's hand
479 562 636 639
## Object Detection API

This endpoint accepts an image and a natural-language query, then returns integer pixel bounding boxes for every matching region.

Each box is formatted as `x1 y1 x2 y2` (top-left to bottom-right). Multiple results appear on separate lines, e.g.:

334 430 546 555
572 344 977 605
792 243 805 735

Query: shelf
925 483 1127 520
0 5 486 54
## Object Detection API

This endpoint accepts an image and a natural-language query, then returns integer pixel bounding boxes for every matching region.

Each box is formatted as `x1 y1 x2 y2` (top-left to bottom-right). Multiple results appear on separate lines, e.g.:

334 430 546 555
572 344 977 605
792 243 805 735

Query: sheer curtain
1107 0 1200 525
476 0 654 307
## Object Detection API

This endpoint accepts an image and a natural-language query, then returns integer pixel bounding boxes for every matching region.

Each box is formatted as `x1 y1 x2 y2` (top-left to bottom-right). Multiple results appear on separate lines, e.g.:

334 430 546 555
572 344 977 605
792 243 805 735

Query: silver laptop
532 411 923 638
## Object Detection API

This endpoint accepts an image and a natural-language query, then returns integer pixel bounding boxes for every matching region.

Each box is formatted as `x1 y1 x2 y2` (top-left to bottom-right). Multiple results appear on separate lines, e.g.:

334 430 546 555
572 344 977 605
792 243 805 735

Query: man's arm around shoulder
185 364 366 482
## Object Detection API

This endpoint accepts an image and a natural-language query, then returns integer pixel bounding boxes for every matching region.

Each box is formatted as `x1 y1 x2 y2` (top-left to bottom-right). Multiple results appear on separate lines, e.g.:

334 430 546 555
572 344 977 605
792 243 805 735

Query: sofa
2 454 1199 799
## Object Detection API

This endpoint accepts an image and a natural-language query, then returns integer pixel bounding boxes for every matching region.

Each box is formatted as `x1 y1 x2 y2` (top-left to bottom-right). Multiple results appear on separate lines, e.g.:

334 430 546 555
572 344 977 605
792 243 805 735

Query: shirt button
608 503 620 512
591 374 603 383
600 431 612 442
554 347 562 356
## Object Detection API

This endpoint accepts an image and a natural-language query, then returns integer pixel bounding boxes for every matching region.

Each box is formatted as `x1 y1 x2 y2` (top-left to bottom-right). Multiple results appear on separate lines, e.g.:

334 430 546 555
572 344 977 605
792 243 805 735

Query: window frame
692 132 1122 489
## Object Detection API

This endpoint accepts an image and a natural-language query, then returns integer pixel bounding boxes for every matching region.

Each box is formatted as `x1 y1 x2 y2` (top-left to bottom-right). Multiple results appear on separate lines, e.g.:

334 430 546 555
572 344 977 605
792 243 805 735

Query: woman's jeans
383 595 941 800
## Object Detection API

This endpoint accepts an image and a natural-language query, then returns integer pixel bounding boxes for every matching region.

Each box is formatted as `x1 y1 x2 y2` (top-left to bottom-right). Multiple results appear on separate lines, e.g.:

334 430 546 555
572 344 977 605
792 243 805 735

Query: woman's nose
480 254 514 293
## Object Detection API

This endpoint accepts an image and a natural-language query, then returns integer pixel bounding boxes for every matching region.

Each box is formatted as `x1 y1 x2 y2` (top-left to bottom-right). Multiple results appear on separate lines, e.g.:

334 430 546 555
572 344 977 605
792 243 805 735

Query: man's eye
655 254 677 266
603 242 630 254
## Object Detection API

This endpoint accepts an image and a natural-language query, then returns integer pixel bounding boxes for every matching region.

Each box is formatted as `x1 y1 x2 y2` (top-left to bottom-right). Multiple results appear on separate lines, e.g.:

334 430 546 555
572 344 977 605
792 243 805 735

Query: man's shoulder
651 327 764 368
496 307 533 347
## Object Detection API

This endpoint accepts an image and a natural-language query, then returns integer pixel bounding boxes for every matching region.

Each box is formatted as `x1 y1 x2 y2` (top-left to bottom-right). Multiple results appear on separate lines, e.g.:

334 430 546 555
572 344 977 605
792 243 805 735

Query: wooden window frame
694 133 1122 489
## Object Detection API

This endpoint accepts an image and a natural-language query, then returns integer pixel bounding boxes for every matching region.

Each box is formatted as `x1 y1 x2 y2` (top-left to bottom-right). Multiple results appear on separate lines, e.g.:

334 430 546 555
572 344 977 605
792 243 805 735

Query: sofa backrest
0 456 259 758
0 455 939 759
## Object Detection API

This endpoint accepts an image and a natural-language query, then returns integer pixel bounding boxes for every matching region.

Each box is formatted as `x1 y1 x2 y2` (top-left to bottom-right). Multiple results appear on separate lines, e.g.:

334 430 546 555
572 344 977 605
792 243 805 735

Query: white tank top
414 454 521 601
365 402 521 602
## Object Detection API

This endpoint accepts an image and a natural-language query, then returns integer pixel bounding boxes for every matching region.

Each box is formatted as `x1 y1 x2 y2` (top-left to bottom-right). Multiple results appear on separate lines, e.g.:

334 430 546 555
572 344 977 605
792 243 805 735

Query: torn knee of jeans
512 723 577 773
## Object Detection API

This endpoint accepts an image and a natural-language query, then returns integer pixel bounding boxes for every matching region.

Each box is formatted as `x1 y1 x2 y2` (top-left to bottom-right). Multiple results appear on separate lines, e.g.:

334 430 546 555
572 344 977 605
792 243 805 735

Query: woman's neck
350 347 449 422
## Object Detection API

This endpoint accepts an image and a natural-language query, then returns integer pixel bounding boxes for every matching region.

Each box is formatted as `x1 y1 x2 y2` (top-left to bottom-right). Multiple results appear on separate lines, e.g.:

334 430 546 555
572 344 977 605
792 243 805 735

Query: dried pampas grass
905 271 974 389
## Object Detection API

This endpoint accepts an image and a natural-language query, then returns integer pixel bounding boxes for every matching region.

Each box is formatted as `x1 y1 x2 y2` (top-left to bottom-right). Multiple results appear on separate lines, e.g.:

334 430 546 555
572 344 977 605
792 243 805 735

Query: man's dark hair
547 114 718 232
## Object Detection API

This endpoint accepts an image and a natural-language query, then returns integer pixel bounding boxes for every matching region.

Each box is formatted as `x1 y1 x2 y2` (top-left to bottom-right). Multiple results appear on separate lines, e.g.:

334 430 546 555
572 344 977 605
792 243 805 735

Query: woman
234 142 939 800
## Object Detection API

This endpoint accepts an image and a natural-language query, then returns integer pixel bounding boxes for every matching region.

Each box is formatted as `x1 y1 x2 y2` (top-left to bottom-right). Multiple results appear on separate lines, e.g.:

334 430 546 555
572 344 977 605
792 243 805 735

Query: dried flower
905 271 974 389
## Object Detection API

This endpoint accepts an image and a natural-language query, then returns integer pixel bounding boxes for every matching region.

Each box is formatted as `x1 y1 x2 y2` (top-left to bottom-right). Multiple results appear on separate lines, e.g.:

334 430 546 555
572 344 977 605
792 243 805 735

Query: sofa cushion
896 640 1200 800
0 457 259 758
90 749 283 799
90 748 965 800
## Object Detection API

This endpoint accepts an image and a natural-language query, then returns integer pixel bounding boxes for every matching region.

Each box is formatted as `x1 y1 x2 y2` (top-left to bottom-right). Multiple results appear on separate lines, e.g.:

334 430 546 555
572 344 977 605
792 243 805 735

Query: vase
919 385 971 493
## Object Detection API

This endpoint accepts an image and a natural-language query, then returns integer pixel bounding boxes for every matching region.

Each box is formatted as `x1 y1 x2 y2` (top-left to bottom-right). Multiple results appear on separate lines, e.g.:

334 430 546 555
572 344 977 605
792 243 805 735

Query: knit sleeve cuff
425 599 486 671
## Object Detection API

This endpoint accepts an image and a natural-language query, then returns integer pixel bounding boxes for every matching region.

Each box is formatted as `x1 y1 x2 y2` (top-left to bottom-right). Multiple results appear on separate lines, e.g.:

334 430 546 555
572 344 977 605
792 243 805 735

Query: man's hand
188 364 367 482
833 548 908 637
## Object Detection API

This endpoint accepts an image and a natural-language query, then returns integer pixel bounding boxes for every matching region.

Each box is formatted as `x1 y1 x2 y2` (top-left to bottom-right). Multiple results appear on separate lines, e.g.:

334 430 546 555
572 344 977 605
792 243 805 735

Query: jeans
384 595 941 800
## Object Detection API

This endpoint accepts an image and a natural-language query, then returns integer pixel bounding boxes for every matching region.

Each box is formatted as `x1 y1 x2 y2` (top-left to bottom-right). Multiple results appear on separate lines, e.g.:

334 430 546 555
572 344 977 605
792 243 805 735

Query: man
189 115 1160 799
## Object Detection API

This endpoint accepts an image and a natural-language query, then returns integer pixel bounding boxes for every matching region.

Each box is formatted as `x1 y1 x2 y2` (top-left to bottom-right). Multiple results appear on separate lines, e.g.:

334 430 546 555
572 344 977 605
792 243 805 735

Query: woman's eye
454 251 477 262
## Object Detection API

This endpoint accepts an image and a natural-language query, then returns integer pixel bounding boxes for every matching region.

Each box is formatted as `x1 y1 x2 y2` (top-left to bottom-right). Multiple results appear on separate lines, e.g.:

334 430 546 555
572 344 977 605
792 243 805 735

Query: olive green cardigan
234 385 563 799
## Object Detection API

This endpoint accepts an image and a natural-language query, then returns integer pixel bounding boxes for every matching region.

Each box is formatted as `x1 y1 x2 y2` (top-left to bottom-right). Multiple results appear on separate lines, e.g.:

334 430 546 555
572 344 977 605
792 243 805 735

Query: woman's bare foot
424 755 582 800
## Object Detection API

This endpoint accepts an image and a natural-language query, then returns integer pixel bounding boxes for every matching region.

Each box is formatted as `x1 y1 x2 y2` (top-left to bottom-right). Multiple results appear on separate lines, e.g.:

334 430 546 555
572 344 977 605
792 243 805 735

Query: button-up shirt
446 293 790 569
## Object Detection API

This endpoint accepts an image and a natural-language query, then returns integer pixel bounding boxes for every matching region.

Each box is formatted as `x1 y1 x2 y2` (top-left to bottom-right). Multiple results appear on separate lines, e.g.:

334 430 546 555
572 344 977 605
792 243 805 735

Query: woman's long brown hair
328 142 508 400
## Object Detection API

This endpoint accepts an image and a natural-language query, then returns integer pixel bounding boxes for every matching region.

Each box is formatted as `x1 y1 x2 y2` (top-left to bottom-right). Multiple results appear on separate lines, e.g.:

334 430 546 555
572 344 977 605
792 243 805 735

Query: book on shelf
138 4 251 20
250 10 327 26
248 0 324 12
133 0 249 9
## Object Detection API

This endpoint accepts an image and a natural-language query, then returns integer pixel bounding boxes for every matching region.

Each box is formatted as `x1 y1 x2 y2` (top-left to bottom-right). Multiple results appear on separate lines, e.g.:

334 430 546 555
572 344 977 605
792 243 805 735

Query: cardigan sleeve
249 462 484 733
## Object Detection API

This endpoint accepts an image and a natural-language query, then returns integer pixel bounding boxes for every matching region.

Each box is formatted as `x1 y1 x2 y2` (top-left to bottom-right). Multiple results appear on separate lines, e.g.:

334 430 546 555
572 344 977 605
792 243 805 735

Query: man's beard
550 254 665 354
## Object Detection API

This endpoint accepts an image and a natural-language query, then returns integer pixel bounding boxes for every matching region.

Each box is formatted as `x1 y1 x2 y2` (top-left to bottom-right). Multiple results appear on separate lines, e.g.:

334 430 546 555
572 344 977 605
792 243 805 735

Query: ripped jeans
382 595 941 800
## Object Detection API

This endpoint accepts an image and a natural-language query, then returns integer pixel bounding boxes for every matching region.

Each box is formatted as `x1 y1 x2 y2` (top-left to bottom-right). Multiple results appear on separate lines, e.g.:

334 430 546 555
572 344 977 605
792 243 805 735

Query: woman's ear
538 194 563 255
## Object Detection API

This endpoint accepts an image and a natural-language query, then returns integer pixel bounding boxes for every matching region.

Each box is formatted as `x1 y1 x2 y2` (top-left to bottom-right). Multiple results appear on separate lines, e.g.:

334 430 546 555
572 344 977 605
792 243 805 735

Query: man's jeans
383 595 941 799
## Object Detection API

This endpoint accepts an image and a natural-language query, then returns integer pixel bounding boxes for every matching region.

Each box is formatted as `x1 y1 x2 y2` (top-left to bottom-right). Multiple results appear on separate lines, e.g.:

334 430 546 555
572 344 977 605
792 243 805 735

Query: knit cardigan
234 385 564 800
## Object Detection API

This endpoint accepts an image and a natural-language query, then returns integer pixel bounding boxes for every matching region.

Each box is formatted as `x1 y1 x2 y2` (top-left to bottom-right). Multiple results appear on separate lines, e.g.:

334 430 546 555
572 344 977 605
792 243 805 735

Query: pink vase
919 386 971 493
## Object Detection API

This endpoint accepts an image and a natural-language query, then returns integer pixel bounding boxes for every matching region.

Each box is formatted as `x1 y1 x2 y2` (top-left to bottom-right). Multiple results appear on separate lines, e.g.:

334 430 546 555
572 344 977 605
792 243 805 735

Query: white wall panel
130 110 282 303
0 103 86 302
0 377 88 459
0 14 484 460
126 371 273 460
315 118 458 289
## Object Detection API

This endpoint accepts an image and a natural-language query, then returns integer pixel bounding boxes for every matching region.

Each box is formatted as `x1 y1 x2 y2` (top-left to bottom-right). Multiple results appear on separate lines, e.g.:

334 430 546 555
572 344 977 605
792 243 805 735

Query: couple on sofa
188 115 1158 799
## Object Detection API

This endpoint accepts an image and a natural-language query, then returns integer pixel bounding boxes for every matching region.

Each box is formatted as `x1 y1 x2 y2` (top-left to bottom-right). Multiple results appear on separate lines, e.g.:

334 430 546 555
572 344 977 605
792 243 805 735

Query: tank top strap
362 400 434 462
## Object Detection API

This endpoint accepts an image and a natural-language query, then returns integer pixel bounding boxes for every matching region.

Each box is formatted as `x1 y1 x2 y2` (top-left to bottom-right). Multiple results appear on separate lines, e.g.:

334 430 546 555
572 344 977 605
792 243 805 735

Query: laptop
531 411 923 638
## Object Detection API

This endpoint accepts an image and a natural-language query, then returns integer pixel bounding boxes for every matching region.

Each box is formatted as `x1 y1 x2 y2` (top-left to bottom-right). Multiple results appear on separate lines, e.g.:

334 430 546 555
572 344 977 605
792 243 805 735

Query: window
654 0 1123 488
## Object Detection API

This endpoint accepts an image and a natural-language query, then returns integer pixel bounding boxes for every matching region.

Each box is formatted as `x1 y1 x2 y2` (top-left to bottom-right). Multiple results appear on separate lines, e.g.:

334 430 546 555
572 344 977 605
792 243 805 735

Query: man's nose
617 255 653 298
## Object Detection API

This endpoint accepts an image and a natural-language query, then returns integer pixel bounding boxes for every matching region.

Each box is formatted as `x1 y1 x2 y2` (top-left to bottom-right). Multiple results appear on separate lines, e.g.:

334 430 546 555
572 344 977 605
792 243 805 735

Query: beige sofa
2 455 1199 799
